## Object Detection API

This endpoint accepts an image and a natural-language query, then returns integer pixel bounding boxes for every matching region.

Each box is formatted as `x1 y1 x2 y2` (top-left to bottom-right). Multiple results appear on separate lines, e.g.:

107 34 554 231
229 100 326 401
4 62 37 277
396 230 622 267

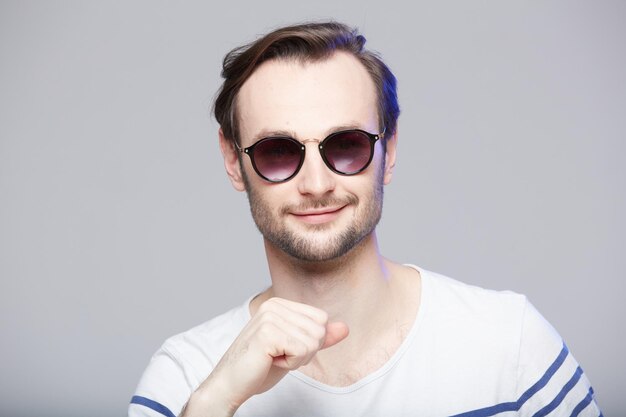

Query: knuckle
258 297 284 313
257 299 275 314
316 310 329 324
256 321 278 341
257 309 279 323
266 297 283 307
311 325 326 341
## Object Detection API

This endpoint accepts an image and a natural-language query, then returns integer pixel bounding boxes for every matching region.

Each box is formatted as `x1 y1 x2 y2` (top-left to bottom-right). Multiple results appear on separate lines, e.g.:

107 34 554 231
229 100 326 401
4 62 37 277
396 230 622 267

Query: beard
242 167 384 262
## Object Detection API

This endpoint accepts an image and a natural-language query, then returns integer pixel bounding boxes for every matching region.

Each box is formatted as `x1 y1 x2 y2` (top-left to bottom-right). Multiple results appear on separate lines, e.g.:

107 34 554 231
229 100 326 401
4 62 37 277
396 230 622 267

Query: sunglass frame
235 128 384 183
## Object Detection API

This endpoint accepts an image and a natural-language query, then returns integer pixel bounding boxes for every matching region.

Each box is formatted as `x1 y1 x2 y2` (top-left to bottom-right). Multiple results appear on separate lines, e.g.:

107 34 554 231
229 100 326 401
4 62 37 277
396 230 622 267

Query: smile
290 205 346 225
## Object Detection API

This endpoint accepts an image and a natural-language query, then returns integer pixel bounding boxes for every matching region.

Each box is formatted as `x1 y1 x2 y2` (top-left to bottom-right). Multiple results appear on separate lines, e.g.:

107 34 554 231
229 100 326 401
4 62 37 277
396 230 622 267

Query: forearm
181 376 238 417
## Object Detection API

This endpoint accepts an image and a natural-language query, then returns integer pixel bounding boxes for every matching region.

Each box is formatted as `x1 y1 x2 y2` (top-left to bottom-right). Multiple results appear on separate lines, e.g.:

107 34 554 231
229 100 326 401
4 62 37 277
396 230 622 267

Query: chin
272 224 372 263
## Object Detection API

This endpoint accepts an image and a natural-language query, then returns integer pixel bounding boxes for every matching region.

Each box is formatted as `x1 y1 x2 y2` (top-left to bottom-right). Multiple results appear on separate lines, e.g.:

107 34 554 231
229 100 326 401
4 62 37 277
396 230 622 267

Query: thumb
321 321 349 350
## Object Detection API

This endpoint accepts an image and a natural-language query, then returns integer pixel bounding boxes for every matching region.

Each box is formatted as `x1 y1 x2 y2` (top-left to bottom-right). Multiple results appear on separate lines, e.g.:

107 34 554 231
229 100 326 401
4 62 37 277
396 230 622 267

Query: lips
290 205 346 224
291 206 344 216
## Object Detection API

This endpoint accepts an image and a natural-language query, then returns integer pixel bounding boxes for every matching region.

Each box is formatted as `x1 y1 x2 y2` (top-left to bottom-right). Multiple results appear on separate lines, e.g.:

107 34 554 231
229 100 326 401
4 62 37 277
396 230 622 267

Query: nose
295 141 336 197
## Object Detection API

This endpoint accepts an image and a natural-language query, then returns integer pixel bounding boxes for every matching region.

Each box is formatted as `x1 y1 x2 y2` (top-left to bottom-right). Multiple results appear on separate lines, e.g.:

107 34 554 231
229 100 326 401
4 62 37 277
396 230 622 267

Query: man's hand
181 297 349 417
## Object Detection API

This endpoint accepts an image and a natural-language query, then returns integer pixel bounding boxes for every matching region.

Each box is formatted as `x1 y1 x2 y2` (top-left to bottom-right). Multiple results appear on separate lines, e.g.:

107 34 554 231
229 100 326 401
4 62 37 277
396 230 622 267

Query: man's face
226 52 396 262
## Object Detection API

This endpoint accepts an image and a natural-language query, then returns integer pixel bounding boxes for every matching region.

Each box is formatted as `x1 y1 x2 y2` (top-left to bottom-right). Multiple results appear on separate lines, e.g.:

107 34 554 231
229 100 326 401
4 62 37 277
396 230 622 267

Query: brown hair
213 21 400 144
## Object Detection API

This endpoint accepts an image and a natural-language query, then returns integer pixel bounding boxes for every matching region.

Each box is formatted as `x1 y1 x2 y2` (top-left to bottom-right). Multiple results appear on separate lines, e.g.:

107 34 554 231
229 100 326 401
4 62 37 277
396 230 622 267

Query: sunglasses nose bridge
295 138 321 162
294 138 336 193
299 138 328 169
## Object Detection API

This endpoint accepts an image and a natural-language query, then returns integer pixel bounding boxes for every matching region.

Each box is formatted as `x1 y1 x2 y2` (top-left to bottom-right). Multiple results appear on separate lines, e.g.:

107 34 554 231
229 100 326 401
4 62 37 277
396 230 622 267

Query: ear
383 127 398 185
219 128 246 192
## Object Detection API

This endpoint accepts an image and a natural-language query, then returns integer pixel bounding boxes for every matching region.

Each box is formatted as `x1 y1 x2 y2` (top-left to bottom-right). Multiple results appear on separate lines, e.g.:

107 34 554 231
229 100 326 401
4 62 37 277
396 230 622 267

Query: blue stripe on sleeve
533 366 583 417
450 342 569 417
569 387 594 417
130 395 176 417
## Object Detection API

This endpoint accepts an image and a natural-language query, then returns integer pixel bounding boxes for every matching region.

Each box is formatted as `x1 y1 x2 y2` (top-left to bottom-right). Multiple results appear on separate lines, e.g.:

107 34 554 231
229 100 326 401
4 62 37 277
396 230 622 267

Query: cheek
247 182 291 217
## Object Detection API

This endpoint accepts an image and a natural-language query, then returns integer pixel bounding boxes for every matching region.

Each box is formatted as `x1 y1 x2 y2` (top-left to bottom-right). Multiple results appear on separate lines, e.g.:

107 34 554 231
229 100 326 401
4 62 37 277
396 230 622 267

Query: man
129 22 601 417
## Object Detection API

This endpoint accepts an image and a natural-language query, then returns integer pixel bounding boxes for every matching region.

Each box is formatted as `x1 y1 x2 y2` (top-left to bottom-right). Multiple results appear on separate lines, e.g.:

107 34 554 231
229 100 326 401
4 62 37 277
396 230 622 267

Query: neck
250 230 422 386
256 231 395 336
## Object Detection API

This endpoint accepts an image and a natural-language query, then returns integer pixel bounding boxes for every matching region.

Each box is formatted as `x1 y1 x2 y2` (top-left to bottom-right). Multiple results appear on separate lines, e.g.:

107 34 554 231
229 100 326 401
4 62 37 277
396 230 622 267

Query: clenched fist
182 297 349 417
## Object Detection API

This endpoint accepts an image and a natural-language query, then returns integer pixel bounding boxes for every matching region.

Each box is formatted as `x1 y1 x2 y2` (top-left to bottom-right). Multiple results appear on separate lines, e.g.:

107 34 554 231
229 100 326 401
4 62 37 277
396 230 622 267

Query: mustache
280 195 359 215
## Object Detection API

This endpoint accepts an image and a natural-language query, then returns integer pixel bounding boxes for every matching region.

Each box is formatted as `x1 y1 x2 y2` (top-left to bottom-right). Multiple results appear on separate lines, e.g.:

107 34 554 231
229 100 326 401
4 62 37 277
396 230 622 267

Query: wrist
183 379 238 417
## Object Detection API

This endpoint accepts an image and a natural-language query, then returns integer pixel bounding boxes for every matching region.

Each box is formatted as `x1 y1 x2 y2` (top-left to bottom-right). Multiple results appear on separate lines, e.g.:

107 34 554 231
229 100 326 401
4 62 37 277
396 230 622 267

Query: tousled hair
213 21 400 144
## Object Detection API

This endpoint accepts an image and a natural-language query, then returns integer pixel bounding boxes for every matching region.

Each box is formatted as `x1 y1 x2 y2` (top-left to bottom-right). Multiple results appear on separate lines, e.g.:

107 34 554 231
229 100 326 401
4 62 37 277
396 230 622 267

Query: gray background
1 1 624 416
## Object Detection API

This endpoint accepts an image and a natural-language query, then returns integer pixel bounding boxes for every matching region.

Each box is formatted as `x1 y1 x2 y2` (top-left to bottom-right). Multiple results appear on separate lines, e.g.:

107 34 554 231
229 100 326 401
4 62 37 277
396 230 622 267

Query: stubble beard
242 168 384 263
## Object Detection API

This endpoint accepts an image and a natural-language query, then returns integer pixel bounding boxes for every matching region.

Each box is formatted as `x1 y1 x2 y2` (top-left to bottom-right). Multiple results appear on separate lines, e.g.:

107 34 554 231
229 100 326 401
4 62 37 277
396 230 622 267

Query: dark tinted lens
323 131 372 174
253 137 303 181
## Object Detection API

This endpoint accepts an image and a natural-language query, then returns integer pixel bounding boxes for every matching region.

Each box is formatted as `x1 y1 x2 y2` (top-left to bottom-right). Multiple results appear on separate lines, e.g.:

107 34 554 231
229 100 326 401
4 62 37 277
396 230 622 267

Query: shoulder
416 266 557 353
421 268 564 369
129 298 252 417
413 267 601 415
161 299 251 368
413 267 528 375
417 266 528 325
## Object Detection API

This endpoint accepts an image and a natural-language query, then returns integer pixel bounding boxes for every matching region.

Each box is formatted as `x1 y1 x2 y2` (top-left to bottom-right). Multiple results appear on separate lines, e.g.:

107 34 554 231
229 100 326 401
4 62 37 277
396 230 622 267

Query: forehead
236 52 379 143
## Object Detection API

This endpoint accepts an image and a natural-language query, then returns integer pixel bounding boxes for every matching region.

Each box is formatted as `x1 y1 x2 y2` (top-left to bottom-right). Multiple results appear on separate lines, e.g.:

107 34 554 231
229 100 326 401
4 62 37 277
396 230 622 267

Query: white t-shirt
129 266 602 417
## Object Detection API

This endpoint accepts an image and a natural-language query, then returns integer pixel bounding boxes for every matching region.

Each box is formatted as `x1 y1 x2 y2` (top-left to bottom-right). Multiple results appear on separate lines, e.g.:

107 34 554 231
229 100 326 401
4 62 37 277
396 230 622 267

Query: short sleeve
515 298 602 416
128 344 194 417
127 300 251 417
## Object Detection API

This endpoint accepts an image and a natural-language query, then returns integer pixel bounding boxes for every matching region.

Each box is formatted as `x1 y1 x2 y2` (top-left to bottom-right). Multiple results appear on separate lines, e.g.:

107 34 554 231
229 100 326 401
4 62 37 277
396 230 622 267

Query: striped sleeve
128 300 250 417
515 300 602 416
128 343 194 417
451 299 602 417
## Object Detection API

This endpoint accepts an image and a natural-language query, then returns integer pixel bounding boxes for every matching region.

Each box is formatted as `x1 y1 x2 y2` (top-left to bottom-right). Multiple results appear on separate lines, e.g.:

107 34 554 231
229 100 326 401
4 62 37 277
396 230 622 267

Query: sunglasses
234 128 385 183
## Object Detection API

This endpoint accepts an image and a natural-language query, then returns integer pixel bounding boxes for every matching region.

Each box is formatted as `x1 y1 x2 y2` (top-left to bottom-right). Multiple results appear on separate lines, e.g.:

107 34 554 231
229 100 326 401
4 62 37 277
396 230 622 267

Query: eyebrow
250 123 368 142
